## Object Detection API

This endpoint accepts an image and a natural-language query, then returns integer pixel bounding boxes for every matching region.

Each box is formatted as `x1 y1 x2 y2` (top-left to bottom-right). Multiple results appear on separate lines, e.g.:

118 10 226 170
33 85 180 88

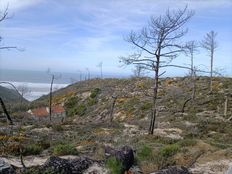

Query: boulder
0 158 15 174
105 146 134 172
41 156 96 174
150 166 191 174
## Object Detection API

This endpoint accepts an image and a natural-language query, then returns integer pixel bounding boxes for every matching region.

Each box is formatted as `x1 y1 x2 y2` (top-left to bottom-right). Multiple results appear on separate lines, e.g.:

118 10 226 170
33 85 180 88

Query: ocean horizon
0 69 129 101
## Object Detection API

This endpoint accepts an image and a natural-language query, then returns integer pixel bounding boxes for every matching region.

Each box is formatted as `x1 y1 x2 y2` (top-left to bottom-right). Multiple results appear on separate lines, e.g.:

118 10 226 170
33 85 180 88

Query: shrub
52 144 78 155
87 97 98 106
137 145 153 161
178 139 197 147
106 157 123 174
75 104 87 116
90 88 101 98
156 144 180 169
159 144 180 158
140 102 152 111
23 144 43 156
52 124 64 132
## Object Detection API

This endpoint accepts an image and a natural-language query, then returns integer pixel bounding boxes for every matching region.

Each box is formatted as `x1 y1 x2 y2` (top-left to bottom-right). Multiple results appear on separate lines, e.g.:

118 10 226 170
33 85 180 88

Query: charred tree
120 6 194 134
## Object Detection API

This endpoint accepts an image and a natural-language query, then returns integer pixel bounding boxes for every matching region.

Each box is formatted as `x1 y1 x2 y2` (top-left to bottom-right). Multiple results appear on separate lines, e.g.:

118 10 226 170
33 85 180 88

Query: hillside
0 85 28 103
1 76 232 174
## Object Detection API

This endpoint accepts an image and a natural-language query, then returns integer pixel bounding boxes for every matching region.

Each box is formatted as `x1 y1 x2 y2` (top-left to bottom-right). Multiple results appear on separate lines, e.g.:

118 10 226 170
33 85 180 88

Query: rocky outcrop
105 145 134 172
41 156 98 174
150 166 191 174
0 159 15 174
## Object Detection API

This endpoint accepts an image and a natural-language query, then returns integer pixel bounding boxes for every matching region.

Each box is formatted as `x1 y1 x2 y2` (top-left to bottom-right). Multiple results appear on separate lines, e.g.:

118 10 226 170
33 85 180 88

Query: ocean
0 69 84 101
0 69 128 101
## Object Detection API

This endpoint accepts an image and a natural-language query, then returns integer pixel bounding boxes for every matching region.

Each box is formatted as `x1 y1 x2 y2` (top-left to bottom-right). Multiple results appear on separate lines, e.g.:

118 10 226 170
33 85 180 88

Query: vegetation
106 157 123 174
52 144 78 155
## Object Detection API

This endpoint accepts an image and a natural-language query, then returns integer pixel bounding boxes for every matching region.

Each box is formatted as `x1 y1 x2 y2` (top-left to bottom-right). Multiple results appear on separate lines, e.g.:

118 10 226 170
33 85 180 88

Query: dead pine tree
201 31 218 93
47 69 61 122
120 6 194 134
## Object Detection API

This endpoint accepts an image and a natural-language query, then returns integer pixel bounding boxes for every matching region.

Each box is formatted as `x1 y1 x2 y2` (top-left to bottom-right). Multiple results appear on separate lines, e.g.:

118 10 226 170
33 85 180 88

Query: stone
225 164 232 174
0 158 15 174
105 146 134 172
150 166 191 174
41 156 96 174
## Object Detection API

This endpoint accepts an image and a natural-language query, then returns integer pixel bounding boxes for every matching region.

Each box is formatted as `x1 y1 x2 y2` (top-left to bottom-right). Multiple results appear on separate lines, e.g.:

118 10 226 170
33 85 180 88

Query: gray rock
41 156 97 174
105 145 134 172
128 165 144 174
150 166 191 174
0 158 15 174
225 165 232 174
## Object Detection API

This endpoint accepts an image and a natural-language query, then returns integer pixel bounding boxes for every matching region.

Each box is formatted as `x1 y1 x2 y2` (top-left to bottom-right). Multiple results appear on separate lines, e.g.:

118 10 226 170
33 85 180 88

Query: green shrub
90 88 101 98
23 144 43 156
140 102 152 111
52 144 78 155
106 157 123 174
159 144 180 158
65 96 79 108
137 145 153 161
178 139 197 147
75 104 87 116
52 124 64 132
87 97 98 106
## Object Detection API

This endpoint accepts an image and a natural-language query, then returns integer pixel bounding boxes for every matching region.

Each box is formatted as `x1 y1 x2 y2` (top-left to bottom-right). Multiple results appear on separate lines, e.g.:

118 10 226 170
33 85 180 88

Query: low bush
23 144 43 156
159 144 180 158
52 144 78 155
90 88 101 98
106 157 123 174
52 124 64 132
178 138 197 147
137 145 153 161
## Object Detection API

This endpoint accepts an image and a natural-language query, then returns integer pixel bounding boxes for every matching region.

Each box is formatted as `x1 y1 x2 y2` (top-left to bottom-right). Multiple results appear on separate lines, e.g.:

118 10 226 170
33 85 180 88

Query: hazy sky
0 0 232 76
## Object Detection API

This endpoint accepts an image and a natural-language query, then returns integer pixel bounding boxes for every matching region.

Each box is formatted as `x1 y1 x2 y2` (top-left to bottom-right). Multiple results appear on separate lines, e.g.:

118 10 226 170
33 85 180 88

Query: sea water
0 69 78 101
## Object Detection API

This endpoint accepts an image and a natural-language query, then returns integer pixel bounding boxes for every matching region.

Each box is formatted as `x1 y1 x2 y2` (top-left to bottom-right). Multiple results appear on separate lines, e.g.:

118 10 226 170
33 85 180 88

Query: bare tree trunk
181 98 192 113
110 96 117 123
149 58 159 134
0 97 13 125
224 96 228 117
192 71 196 100
210 51 213 93
49 75 54 122
19 145 26 169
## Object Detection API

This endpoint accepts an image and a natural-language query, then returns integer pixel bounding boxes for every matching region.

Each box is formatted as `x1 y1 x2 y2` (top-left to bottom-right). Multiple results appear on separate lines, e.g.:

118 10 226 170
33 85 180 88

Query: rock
0 158 15 174
83 163 108 174
41 156 96 174
225 164 232 174
105 146 134 172
128 165 144 174
150 166 190 174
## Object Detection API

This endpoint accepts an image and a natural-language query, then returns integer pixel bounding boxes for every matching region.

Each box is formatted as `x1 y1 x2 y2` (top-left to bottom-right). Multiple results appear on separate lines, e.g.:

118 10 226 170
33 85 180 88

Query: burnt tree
120 6 194 134
201 31 218 93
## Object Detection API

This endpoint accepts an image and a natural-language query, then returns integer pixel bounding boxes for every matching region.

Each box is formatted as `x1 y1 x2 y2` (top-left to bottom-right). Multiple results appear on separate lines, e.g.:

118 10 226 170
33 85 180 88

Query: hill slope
0 85 28 103
4 76 232 174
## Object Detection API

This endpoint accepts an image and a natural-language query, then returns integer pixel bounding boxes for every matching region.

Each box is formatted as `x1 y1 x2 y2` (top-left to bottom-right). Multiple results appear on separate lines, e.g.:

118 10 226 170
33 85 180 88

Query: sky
0 0 232 77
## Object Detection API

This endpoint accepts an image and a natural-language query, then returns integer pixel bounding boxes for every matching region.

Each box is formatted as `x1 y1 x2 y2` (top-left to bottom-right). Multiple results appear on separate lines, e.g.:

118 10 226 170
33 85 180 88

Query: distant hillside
0 85 28 103
32 76 232 120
